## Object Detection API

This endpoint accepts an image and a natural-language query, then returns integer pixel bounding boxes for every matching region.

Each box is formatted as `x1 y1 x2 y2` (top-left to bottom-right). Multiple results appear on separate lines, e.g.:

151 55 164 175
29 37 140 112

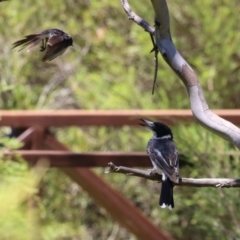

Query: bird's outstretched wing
42 41 69 61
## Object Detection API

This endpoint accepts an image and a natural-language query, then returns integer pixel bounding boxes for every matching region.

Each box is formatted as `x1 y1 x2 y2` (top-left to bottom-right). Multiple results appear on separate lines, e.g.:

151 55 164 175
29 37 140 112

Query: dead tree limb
121 0 154 34
106 162 240 188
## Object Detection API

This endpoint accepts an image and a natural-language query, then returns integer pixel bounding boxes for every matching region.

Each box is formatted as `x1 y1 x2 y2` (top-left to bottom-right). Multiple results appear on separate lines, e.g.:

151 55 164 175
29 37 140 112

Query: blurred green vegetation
0 0 240 239
0 143 48 240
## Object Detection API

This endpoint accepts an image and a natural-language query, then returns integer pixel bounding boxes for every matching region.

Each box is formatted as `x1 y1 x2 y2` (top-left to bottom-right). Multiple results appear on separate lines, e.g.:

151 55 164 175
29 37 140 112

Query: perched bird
12 28 73 61
140 119 179 209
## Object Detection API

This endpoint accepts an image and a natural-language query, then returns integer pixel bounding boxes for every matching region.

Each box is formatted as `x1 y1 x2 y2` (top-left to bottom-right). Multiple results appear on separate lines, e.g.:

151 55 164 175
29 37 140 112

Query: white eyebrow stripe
153 134 171 139
159 134 171 139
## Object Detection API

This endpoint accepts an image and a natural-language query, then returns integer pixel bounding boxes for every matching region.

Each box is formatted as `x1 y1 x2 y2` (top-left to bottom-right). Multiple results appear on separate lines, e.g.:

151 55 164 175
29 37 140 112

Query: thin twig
121 0 159 94
106 162 240 188
121 0 155 34
150 34 159 95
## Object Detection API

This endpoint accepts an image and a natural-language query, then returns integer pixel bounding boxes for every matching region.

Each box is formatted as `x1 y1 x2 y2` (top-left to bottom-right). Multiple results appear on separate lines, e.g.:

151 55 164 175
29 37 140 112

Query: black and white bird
12 28 73 61
140 119 179 210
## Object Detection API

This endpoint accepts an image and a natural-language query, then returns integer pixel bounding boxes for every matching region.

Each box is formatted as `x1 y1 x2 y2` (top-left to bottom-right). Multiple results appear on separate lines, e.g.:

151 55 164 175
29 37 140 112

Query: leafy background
0 0 240 239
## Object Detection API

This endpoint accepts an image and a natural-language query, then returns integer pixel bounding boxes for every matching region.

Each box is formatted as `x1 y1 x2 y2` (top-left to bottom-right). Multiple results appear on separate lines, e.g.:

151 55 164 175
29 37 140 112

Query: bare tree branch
121 0 154 34
106 162 240 188
121 0 240 149
121 0 160 95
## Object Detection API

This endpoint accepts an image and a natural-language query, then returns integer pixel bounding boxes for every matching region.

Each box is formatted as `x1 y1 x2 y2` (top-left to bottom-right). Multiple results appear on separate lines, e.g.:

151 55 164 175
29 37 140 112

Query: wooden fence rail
0 109 239 127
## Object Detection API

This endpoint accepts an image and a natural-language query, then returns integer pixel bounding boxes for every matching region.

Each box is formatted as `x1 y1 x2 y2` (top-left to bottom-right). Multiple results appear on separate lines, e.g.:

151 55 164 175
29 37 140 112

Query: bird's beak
139 119 154 129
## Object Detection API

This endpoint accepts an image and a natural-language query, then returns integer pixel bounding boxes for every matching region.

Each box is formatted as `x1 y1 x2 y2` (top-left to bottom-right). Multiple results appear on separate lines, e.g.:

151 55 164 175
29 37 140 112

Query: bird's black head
139 119 173 139
63 33 73 46
67 37 73 46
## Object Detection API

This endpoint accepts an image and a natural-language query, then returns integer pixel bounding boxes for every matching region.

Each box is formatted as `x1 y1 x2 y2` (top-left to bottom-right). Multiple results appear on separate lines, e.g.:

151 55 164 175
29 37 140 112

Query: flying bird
12 28 73 61
140 119 179 209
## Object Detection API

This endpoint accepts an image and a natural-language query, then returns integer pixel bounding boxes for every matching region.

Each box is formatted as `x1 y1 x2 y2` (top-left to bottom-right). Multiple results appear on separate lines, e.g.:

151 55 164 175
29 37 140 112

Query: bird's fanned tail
12 34 42 52
159 178 174 210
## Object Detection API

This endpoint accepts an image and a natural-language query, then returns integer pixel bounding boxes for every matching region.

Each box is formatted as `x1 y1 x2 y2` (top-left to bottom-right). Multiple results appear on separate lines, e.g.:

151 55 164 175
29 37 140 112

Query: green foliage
170 0 240 108
0 0 240 239
0 139 89 240
0 152 47 240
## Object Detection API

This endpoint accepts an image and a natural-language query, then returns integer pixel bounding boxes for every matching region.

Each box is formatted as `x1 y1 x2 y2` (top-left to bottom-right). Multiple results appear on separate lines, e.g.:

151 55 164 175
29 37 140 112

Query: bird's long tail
159 178 174 210
12 34 42 52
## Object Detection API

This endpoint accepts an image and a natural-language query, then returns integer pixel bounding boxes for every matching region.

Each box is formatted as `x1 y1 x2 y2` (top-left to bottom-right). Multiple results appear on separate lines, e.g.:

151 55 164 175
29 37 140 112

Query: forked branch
121 0 159 94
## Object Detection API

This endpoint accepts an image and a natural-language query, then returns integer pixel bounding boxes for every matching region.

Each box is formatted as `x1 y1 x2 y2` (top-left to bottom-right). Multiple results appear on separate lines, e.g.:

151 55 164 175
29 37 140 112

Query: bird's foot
147 168 159 176
216 181 232 188
40 38 47 52
40 46 46 52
